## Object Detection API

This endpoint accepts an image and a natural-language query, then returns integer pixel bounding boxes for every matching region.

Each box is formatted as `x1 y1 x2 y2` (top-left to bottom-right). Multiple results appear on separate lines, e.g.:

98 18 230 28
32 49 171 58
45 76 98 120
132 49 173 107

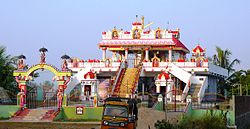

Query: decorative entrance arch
13 48 72 110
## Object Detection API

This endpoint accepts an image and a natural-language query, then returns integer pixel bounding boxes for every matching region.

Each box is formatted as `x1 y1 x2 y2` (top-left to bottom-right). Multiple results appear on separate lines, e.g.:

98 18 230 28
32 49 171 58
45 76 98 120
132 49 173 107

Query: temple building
66 16 227 103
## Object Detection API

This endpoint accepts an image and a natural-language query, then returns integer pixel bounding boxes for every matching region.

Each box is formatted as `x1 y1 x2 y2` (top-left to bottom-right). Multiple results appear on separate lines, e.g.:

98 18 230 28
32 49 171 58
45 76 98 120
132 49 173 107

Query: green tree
0 46 18 98
212 46 240 95
227 69 250 96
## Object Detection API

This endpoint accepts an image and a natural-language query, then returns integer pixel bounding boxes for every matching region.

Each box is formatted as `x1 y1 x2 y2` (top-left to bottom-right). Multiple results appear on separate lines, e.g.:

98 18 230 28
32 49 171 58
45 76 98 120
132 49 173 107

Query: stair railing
197 77 208 103
111 61 127 94
132 63 143 94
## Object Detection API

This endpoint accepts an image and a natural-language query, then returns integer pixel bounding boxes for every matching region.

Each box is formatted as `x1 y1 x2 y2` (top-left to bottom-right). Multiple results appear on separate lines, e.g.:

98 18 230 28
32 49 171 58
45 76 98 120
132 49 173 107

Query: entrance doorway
84 85 91 100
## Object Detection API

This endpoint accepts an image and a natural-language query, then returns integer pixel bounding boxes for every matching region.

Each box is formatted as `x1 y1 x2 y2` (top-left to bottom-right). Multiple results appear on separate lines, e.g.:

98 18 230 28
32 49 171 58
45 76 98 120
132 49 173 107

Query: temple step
10 109 57 122
117 66 142 98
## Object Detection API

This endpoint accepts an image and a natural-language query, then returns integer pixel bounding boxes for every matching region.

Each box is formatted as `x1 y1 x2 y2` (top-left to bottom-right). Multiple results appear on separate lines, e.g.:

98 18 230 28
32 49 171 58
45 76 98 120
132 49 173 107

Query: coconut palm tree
227 69 250 96
213 46 240 75
0 46 18 98
212 46 240 96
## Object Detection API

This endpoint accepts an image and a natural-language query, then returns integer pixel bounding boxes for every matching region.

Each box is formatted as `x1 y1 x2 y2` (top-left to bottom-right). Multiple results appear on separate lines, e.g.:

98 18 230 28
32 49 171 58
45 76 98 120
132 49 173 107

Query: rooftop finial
167 21 170 30
141 16 145 29
136 15 138 23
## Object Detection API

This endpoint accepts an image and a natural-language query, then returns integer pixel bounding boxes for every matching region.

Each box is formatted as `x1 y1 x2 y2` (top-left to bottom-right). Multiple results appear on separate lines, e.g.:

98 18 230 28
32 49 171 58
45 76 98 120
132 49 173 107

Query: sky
0 0 250 71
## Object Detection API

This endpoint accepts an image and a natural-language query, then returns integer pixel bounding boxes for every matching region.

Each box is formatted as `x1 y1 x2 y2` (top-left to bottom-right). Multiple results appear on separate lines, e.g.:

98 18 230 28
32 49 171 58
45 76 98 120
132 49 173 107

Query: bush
178 114 227 129
155 113 227 129
155 120 176 129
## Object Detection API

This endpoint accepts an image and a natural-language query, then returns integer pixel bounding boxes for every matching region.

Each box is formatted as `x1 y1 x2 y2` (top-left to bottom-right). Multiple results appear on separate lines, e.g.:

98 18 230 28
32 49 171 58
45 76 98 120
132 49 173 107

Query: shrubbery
155 120 175 129
155 113 227 129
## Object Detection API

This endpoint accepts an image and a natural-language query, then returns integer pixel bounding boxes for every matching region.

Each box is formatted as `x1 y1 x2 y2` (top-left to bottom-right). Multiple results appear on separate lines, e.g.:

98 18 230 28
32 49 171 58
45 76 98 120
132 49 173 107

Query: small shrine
191 44 208 67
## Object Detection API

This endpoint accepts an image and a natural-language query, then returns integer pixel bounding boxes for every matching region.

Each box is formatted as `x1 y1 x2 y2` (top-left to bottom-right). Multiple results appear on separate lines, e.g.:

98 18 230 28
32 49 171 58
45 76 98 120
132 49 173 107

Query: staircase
10 108 30 121
113 66 142 97
189 84 202 102
10 109 57 122
168 63 192 84
167 63 192 101
65 76 80 95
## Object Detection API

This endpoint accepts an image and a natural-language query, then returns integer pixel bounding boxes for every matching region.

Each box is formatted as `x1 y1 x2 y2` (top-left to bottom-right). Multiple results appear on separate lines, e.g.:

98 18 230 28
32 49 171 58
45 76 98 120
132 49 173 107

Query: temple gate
13 47 72 110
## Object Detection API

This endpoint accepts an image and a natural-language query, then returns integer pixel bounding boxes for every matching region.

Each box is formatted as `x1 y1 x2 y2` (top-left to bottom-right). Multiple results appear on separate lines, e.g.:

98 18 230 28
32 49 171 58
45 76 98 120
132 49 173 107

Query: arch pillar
15 76 29 110
56 76 71 109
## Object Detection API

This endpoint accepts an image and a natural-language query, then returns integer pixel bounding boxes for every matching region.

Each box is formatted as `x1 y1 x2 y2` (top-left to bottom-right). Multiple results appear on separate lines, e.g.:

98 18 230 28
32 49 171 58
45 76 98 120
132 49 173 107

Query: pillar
167 76 173 102
91 83 95 97
168 48 172 62
15 76 27 109
125 48 129 60
112 51 117 61
102 47 107 61
145 47 149 61
81 83 85 101
57 76 70 109
156 85 160 93
19 83 27 109
118 51 123 61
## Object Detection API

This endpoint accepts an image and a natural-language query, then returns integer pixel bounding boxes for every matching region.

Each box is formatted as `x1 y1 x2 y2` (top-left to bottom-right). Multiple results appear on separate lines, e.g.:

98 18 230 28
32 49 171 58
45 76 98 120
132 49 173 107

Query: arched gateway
13 48 72 110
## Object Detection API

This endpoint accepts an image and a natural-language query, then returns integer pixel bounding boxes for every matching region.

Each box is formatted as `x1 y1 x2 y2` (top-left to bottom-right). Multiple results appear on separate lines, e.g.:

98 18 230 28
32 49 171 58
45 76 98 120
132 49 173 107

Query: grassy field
0 122 100 129
0 105 19 119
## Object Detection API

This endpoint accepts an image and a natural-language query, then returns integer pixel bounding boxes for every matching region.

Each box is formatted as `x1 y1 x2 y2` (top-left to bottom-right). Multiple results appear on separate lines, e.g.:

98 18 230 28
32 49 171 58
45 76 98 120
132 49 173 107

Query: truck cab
101 97 138 129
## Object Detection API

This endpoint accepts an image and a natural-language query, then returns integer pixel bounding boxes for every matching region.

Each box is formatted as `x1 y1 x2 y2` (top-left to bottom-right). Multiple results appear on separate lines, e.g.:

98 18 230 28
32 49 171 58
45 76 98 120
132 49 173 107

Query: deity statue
57 89 63 110
18 89 25 110
73 58 78 67
18 59 25 70
62 59 68 71
155 30 161 39
40 52 46 64
112 30 119 39
152 58 159 67
133 29 140 39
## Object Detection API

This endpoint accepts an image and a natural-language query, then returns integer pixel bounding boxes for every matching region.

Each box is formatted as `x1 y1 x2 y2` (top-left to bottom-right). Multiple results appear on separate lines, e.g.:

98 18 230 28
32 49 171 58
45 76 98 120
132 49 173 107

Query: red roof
168 30 179 34
84 71 95 79
124 31 131 34
192 45 204 53
132 22 142 26
158 72 169 80
172 36 189 53
143 30 150 34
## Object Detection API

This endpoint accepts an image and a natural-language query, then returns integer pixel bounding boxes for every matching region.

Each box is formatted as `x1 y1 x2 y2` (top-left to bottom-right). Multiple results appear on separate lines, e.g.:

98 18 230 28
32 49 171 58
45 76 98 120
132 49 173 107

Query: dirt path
137 107 165 129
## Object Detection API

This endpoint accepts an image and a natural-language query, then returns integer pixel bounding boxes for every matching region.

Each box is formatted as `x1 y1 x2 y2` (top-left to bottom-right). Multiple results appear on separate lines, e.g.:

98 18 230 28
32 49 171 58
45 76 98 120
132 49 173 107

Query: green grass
0 117 10 120
0 105 19 119
54 106 103 122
